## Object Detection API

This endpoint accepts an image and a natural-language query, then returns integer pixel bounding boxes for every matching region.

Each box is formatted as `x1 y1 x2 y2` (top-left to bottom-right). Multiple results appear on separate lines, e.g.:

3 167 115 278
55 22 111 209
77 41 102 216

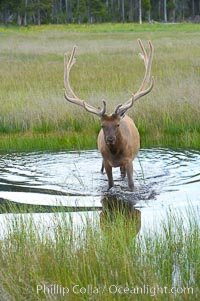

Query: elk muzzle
106 135 116 145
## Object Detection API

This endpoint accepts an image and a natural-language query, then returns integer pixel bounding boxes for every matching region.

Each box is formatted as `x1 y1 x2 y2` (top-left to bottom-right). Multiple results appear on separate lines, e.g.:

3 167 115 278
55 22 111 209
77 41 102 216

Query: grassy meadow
0 23 200 152
0 207 199 300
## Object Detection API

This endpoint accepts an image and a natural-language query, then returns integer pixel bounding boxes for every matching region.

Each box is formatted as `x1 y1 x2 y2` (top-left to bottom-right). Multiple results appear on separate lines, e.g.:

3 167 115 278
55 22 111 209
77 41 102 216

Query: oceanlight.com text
36 283 194 297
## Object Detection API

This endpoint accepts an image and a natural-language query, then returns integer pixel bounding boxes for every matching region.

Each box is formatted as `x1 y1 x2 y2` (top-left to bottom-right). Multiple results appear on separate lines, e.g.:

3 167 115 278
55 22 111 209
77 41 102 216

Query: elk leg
126 161 134 191
101 160 104 174
104 161 114 189
120 166 126 178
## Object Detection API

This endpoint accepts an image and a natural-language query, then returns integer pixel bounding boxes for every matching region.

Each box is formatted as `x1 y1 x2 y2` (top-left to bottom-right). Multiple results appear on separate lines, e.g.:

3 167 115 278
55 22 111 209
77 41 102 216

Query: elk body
98 114 140 191
64 40 154 191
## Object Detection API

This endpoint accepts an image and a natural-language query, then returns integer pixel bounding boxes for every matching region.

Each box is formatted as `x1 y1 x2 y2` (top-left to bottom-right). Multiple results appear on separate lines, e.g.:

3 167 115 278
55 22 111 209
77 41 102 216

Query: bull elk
64 40 154 191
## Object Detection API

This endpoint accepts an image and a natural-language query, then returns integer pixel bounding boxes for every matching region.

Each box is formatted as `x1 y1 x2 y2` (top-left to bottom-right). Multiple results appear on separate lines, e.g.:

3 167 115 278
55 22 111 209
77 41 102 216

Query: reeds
0 207 199 300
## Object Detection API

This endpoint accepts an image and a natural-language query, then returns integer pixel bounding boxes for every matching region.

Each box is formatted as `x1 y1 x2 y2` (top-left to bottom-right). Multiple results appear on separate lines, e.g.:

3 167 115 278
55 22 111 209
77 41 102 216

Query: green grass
0 207 199 300
0 23 200 152
1 22 200 33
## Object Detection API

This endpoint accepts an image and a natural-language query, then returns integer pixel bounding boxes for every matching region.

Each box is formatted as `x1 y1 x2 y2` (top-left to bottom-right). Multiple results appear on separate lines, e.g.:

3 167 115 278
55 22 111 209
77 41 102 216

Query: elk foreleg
126 161 134 191
101 160 104 174
104 161 114 190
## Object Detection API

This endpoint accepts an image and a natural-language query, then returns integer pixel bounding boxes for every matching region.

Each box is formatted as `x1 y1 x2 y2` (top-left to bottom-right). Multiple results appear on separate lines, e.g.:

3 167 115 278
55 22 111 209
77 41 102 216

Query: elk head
63 40 154 137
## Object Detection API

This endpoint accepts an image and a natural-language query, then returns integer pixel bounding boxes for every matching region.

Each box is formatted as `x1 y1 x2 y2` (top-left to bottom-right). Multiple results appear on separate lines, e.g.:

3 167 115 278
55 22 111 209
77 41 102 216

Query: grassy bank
0 23 200 152
0 207 199 300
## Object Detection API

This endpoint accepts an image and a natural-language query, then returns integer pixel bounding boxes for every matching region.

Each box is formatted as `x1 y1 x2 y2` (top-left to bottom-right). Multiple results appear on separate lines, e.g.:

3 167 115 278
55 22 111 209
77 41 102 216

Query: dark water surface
0 148 199 233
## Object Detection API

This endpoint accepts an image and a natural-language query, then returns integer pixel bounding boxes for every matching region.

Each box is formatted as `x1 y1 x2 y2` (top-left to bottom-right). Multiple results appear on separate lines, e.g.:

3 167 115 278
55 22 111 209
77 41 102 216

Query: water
0 148 199 234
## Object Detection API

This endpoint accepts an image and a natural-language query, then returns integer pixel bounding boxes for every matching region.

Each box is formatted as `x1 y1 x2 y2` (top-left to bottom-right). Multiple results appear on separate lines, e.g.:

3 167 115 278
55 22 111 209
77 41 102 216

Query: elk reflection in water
100 192 141 235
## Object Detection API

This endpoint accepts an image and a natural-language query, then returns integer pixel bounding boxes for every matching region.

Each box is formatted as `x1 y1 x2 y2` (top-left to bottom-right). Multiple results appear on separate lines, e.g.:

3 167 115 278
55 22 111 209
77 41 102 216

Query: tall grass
0 207 199 300
0 23 200 151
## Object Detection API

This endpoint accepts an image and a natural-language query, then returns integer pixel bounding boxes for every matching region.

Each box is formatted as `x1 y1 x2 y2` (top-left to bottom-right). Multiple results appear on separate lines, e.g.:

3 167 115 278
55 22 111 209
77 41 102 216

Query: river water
0 148 199 234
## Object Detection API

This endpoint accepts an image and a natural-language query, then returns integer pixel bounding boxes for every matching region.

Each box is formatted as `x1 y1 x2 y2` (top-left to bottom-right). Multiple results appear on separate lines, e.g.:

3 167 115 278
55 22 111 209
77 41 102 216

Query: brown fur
98 114 140 191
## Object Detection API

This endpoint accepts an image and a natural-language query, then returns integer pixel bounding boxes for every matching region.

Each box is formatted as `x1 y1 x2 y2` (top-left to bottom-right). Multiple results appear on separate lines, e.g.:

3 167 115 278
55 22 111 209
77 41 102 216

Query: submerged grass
0 207 199 300
0 23 200 152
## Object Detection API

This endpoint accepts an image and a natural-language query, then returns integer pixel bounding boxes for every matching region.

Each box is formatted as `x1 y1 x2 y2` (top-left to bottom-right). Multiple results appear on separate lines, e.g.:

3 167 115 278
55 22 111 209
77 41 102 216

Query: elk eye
117 124 120 127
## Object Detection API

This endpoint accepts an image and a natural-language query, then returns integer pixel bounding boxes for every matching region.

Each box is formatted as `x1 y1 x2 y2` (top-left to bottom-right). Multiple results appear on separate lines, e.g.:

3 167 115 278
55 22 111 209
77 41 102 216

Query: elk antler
64 46 106 117
115 39 154 117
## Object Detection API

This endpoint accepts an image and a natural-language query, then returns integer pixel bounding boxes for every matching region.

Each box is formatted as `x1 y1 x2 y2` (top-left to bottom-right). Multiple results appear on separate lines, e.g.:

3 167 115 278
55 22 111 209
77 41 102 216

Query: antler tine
114 39 154 117
138 39 148 68
134 76 154 102
84 99 106 116
114 96 134 117
137 39 154 94
64 46 106 117
64 46 78 99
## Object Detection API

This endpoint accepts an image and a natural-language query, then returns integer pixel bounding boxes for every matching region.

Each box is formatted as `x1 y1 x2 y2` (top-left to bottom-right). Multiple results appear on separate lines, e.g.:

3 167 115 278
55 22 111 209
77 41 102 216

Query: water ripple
0 148 199 210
